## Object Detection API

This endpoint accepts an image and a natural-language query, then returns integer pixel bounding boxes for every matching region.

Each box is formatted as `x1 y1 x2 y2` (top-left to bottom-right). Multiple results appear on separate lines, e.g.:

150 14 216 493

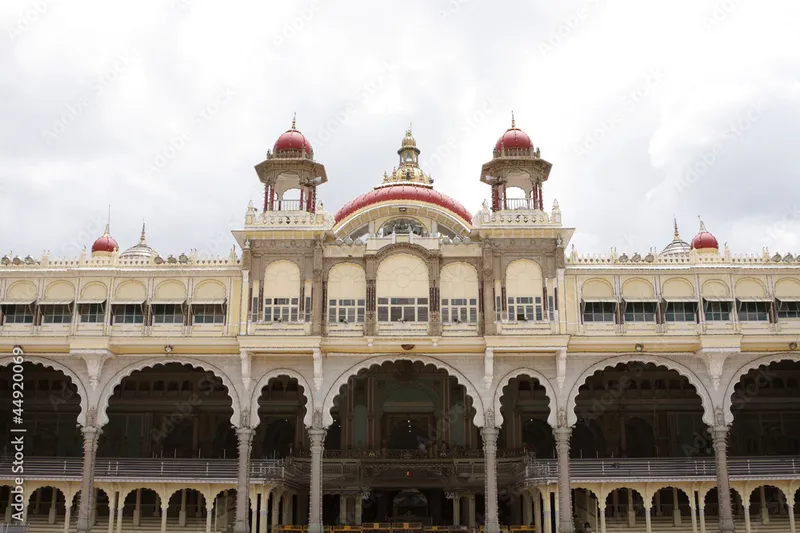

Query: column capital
308 427 326 442
236 427 256 440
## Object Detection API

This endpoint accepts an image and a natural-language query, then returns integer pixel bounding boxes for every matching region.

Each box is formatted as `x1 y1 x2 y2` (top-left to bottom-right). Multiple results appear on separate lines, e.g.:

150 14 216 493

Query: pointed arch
96 357 241 428
566 354 714 427
322 355 484 428
250 368 314 428
0 356 89 426
723 352 800 425
493 368 558 428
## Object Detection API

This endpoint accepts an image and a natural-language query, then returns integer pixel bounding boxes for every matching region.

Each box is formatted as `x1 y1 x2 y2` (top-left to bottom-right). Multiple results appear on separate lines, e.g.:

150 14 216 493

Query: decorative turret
91 224 118 257
691 218 719 254
120 222 158 260
255 115 327 213
380 127 433 187
480 112 552 212
659 217 691 257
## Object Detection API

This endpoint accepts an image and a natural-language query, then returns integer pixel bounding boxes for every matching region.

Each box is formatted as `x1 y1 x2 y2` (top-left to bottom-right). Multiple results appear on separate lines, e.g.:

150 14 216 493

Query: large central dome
333 128 472 225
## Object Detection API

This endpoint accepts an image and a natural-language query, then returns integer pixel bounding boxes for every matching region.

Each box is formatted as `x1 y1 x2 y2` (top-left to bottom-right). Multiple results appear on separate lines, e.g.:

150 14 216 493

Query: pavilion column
160 498 168 533
672 487 681 526
206 497 214 533
711 422 736 533
180 488 187 526
257 491 268 533
355 494 362 526
533 491 543 533
272 493 281 528
234 427 255 533
64 499 72 533
76 425 101 533
788 504 796 533
760 486 769 524
689 496 698 533
598 503 606 533
339 494 346 525
48 488 57 524
286 493 294 525
308 427 326 533
133 489 141 526
522 493 532 525
744 504 751 533
116 495 124 533
469 494 476 527
453 494 461 526
627 489 635 527
542 491 552 533
699 502 706 533
554 418 575 533
645 505 652 533
481 426 500 533
107 491 116 533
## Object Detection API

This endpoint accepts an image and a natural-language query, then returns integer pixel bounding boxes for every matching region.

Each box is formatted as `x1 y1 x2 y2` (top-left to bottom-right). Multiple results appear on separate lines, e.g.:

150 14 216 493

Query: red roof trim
334 185 472 225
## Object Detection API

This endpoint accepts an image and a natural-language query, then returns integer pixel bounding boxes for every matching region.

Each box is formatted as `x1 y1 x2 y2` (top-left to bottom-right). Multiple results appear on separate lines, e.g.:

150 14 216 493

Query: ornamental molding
72 348 114 391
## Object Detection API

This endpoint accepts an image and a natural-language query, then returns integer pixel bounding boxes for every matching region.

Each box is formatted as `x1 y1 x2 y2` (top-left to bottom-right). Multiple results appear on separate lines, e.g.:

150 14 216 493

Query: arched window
380 218 425 237
263 260 301 323
440 262 479 324
327 263 366 324
505 260 545 322
376 254 429 323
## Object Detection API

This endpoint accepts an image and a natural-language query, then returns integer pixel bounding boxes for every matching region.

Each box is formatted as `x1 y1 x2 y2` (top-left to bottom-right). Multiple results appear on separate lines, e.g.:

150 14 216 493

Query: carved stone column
710 420 735 533
76 425 100 533
554 411 575 533
308 427 326 533
481 425 500 533
234 427 255 533
311 242 324 335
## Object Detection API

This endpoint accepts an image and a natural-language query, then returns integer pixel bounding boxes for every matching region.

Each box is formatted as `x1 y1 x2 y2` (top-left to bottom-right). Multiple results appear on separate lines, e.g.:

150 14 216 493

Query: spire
139 221 147 244
511 110 516 129
103 223 110 236
291 112 296 130
673 216 680 240
698 215 707 232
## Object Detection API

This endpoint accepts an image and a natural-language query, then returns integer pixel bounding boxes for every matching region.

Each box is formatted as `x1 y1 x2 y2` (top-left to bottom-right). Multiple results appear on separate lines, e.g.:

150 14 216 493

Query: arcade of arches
1 356 800 533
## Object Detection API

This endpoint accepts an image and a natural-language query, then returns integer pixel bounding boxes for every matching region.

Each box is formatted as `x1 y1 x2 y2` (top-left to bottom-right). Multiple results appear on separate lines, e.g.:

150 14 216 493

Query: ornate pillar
453 494 460 526
760 486 769 524
689 493 698 533
554 410 575 533
206 496 214 533
627 489 635 527
63 504 71 533
542 491 552 533
533 491 543 533
788 503 796 533
744 503 751 533
258 491 268 533
272 493 281 527
76 425 101 533
308 426 326 533
355 494 363 525
672 487 681 526
339 494 346 525
115 495 123 533
134 488 141 526
598 502 607 533
234 426 256 533
49 488 58 524
106 491 115 533
481 423 500 533
644 505 652 533
160 498 168 533
710 414 736 533
699 501 706 533
180 488 187 526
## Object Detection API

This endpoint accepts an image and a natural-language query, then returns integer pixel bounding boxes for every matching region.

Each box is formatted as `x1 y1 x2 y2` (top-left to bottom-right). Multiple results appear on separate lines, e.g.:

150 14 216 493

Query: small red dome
92 228 118 253
495 128 532 152
274 129 312 154
691 222 718 250
334 185 472 225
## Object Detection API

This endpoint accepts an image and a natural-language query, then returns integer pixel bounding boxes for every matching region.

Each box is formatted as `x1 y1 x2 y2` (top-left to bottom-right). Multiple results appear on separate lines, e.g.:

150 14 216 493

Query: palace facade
1 117 799 533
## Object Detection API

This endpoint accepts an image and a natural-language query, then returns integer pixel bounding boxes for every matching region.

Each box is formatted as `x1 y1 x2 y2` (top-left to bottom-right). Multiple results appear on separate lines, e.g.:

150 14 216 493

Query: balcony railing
503 198 537 210
524 456 800 483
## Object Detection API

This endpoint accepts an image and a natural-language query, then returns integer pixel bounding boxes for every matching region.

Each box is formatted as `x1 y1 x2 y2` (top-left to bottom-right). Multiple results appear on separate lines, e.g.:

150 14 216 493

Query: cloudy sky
1 0 799 259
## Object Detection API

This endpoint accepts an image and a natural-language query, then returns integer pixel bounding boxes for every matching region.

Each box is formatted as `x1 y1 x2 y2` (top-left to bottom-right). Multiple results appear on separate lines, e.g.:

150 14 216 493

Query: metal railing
524 456 800 483
503 198 537 210
0 457 284 482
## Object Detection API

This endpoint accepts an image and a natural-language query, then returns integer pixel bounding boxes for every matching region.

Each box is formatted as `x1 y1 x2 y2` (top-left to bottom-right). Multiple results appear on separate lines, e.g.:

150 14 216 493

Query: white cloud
1 0 799 257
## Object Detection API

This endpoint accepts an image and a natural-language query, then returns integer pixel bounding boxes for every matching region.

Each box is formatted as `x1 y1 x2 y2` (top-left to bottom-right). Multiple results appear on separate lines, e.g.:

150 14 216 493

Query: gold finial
103 223 110 236
673 216 680 240
291 113 296 130
698 215 707 232
511 110 515 129
140 221 146 244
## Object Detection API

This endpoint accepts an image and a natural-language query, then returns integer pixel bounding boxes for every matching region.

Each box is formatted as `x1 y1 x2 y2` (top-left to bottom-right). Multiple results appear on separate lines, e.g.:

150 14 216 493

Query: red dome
92 232 118 253
495 128 532 152
334 185 472 225
274 129 312 154
691 224 718 250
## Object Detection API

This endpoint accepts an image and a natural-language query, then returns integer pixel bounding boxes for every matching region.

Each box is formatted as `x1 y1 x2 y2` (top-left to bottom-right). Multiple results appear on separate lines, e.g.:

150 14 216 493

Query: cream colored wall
440 262 479 300
327 263 366 300
661 276 695 298
263 260 301 299
505 259 542 296
620 277 655 299
376 253 428 298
